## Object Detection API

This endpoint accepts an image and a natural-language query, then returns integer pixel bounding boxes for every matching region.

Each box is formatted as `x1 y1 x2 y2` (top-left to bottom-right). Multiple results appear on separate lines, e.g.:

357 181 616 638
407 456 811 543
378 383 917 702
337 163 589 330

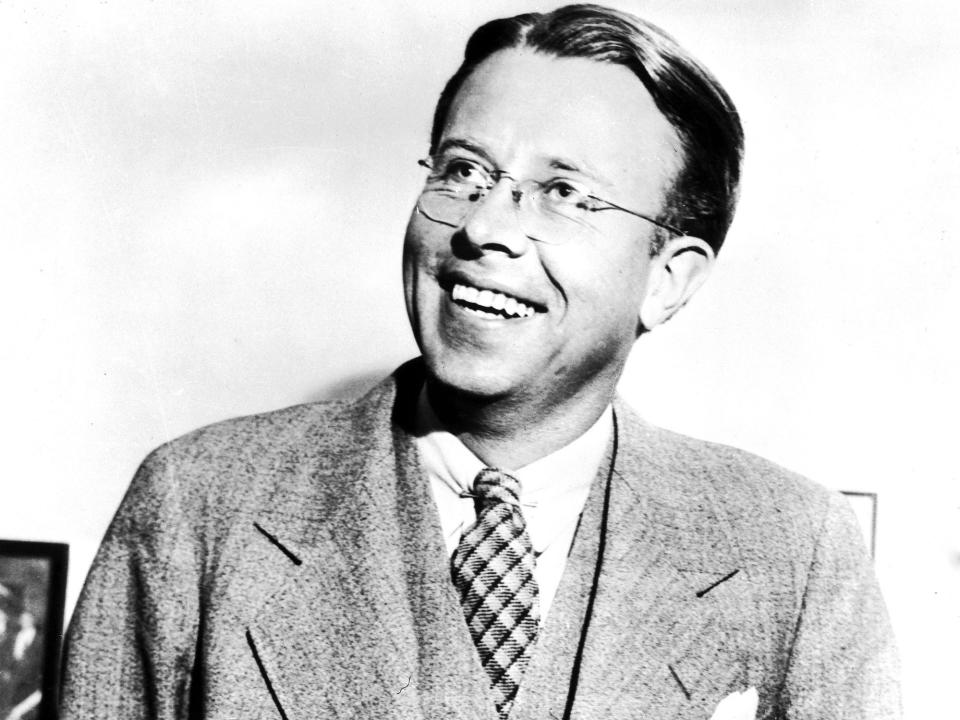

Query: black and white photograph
2 1 957 718
0 541 68 720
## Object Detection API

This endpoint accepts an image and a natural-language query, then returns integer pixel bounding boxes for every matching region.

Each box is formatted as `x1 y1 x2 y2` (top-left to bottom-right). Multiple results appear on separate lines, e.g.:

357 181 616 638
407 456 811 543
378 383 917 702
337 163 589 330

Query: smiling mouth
448 282 540 319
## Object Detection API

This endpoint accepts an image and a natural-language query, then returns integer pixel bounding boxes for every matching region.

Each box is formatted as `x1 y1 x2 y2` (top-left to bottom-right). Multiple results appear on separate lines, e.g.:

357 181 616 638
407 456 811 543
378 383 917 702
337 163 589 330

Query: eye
541 179 590 207
434 157 487 186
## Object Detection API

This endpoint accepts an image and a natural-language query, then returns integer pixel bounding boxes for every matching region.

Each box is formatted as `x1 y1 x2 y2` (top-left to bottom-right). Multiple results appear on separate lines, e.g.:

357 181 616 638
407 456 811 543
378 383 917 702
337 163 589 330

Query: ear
638 235 715 331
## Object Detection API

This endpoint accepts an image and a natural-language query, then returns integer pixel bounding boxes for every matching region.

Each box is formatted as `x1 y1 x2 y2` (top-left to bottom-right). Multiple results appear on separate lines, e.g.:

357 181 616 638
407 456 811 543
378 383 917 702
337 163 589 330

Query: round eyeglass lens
417 184 589 244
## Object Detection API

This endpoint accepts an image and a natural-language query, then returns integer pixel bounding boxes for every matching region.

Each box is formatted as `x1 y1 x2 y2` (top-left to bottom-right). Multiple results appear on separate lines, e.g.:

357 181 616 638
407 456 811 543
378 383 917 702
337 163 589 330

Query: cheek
402 215 423 264
402 218 452 327
402 216 448 273
402 217 428 314
604 238 654 300
546 240 649 312
402 219 432 286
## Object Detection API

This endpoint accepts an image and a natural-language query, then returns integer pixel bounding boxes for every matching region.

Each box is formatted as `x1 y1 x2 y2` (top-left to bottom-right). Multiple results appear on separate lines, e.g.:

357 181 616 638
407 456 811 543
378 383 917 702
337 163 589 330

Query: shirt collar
414 388 612 551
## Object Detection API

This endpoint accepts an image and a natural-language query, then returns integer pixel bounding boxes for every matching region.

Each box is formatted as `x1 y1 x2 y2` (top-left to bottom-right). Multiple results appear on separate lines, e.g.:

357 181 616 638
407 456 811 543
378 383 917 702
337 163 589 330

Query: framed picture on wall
0 540 69 720
840 491 878 560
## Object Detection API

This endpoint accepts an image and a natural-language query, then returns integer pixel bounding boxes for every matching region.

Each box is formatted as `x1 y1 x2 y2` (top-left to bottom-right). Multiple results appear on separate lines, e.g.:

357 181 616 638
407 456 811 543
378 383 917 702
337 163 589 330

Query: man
61 5 900 719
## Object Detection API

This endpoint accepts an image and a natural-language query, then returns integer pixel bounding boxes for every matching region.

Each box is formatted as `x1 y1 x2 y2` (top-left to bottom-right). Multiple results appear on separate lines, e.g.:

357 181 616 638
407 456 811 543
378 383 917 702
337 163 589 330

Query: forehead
442 48 682 200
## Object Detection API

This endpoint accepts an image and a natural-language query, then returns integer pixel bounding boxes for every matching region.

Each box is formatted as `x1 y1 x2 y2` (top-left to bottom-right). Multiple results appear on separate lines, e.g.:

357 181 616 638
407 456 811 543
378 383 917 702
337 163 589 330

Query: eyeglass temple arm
586 196 684 236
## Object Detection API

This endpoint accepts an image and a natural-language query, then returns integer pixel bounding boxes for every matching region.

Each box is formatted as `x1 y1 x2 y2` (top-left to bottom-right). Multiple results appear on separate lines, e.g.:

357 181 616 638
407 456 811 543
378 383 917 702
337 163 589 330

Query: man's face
403 48 682 410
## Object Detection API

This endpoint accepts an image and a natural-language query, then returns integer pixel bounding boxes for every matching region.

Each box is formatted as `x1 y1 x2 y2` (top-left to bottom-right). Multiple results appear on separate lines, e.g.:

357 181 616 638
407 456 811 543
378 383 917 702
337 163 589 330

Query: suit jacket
61 360 900 719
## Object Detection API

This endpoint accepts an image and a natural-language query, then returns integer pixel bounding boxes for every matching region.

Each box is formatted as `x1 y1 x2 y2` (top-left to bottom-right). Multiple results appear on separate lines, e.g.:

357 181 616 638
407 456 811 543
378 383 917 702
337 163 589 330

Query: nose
458 180 532 259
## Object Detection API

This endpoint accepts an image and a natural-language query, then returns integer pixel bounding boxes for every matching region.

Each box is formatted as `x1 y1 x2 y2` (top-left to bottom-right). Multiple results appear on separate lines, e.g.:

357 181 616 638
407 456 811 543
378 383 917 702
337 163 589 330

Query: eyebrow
547 157 610 188
435 137 613 188
434 137 495 165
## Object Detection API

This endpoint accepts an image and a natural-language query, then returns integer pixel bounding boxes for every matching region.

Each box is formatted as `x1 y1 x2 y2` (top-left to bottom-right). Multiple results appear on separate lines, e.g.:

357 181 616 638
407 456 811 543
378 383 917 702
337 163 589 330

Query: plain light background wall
2 0 957 716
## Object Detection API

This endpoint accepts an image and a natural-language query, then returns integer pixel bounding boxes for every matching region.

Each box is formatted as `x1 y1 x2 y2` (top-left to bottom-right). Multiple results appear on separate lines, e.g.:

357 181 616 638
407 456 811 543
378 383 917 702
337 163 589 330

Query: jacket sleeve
60 446 205 719
780 492 902 719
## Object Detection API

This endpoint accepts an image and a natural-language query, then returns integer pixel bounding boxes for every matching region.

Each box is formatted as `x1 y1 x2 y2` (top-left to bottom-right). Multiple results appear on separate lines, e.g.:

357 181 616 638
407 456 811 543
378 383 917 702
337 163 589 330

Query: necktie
451 468 540 718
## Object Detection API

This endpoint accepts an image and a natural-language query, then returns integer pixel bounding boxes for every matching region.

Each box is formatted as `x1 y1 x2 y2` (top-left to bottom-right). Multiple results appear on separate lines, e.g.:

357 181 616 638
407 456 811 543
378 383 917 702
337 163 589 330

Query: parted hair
429 4 744 254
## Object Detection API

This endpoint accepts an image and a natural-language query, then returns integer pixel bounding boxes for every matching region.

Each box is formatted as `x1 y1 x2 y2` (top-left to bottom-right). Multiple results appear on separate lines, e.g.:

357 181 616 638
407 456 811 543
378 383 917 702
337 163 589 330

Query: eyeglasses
415 156 683 243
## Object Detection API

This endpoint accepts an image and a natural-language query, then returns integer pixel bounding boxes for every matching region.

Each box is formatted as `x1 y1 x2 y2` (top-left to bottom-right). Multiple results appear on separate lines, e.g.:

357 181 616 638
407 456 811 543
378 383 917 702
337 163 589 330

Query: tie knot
471 468 522 507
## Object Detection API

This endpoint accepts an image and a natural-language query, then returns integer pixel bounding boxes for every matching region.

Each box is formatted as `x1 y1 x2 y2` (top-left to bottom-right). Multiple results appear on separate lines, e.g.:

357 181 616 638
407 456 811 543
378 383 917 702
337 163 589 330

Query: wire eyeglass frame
415 157 684 240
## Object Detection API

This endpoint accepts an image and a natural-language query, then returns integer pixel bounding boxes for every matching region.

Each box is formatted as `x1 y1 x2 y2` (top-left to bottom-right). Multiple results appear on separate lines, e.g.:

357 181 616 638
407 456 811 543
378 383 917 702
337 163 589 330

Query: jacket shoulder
153 399 352 468
122 373 403 533
660 425 829 516
614 401 845 562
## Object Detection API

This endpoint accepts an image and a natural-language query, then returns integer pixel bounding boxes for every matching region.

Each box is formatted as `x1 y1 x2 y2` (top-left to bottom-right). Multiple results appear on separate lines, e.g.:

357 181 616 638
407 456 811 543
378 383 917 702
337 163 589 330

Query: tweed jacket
61 361 900 719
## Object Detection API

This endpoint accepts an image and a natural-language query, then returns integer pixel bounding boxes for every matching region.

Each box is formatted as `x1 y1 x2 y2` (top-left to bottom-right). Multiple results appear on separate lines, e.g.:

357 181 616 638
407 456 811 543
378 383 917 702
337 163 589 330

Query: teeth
450 283 536 318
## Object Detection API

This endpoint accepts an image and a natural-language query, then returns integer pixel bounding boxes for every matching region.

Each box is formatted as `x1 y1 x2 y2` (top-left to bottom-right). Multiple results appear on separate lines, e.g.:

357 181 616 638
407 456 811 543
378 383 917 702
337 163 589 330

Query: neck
424 378 614 468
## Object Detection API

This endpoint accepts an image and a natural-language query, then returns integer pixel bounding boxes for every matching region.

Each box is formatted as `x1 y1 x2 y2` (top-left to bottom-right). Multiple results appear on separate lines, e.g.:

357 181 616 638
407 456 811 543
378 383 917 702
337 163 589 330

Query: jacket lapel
391 427 500 720
245 367 497 720
569 403 752 720
510 441 611 720
245 398 419 719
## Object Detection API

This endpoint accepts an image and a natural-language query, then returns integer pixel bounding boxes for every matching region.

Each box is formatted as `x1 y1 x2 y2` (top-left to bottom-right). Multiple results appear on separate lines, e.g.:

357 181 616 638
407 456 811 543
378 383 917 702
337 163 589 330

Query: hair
429 4 744 255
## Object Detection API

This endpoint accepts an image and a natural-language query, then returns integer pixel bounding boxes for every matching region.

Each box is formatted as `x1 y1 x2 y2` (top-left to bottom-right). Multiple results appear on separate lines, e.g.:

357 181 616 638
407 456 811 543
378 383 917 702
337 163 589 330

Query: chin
422 349 522 401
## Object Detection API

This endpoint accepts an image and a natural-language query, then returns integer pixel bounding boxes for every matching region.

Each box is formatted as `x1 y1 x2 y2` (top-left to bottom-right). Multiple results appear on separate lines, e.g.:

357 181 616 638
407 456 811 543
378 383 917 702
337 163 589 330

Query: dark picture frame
840 491 878 560
0 540 69 720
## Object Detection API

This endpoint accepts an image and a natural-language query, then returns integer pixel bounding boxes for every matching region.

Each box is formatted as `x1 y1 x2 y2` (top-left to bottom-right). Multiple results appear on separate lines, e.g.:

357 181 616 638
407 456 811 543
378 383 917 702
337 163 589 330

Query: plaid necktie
451 468 540 718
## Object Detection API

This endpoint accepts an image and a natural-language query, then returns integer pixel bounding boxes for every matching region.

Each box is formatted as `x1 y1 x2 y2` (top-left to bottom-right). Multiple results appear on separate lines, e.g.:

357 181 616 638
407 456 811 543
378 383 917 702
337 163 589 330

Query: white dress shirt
413 391 612 621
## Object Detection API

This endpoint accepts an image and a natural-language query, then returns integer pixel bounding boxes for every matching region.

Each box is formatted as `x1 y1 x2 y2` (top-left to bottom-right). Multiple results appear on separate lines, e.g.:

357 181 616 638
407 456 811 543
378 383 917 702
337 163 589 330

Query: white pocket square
709 687 758 720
